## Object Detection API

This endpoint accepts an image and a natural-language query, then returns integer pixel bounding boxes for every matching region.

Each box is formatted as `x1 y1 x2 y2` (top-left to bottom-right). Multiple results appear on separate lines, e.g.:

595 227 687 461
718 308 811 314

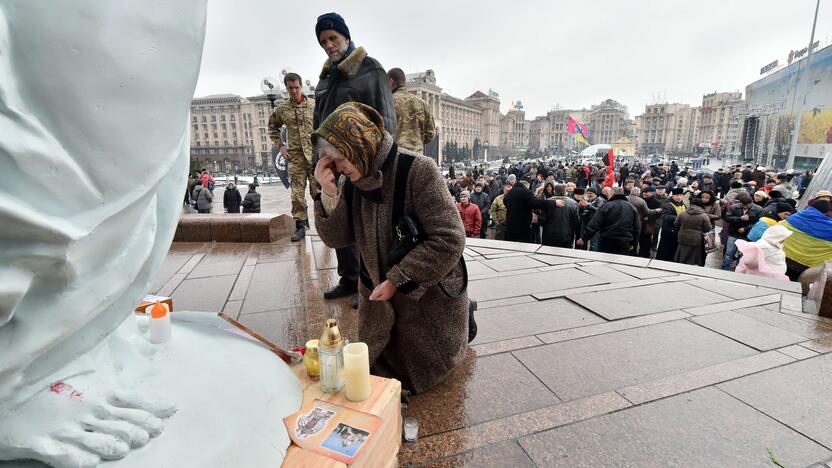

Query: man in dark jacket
242 184 261 213
469 183 491 239
580 188 640 255
540 184 579 248
578 187 605 251
640 186 663 258
721 194 762 270
313 12 396 302
223 182 242 213
504 179 547 243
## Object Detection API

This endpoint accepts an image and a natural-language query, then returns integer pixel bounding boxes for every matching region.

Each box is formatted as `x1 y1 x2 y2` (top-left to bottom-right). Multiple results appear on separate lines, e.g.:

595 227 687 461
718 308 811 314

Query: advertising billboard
744 43 832 169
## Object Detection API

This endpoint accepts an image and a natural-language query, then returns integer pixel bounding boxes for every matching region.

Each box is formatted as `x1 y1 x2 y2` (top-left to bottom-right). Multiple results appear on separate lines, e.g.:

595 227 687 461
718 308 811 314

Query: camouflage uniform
269 96 319 221
391 87 435 153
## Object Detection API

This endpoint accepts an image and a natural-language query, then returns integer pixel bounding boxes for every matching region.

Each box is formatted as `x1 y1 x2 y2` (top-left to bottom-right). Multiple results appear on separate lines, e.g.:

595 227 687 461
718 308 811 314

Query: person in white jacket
735 225 793 282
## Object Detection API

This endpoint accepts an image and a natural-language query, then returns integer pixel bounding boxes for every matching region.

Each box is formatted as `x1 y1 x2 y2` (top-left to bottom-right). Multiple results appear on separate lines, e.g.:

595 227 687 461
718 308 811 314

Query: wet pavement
156 186 832 467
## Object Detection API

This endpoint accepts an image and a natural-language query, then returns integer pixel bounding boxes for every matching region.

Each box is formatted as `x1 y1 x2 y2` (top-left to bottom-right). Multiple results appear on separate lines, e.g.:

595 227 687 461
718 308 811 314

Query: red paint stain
49 382 83 400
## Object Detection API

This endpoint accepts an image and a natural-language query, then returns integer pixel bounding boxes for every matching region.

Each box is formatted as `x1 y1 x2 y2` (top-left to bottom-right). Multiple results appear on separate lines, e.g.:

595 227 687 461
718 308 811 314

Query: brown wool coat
673 205 712 265
314 133 468 394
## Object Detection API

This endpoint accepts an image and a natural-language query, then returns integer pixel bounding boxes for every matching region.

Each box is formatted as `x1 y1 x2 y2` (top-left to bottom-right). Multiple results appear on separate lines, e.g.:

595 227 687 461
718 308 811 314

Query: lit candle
343 342 371 402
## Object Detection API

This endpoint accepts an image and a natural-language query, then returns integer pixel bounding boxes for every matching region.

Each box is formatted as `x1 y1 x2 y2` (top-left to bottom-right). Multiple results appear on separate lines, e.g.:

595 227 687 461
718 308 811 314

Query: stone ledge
174 213 294 243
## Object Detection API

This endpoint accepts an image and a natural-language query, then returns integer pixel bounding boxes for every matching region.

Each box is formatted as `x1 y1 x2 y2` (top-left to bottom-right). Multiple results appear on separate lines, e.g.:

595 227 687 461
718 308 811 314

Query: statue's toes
107 389 177 418
93 404 164 437
53 427 130 461
81 415 150 448
1 435 101 468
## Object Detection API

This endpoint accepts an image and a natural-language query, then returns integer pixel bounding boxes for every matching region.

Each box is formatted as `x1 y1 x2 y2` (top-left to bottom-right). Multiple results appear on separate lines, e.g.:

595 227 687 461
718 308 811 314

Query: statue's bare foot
0 379 176 468
0 320 177 468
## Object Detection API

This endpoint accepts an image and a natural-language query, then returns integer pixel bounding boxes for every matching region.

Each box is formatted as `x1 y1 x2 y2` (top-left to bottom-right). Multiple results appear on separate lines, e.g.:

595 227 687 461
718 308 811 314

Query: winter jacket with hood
242 188 261 213
223 183 242 213
192 184 212 212
674 205 712 246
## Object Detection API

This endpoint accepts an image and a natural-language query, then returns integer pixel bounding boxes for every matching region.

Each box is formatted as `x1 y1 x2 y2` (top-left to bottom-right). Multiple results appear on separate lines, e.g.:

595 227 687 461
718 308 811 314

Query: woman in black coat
242 184 261 213
223 182 242 213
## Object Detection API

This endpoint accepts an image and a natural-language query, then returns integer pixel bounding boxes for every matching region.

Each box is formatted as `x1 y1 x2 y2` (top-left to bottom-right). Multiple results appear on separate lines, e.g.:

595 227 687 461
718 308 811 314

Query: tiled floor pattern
156 204 832 466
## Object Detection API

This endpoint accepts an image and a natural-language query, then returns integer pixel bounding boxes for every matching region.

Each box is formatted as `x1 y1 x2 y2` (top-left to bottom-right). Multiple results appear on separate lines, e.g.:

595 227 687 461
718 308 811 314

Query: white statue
0 2 300 467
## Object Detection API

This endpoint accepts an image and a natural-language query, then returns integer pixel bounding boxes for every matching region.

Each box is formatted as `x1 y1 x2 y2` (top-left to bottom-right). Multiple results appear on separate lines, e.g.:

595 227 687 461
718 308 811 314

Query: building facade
529 108 591 154
697 91 744 155
637 103 693 155
499 102 530 150
589 99 632 145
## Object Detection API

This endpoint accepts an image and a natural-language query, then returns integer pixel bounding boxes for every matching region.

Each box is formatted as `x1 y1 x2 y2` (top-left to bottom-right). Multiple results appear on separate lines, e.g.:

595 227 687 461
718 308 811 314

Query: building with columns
499 101 530 150
405 70 505 164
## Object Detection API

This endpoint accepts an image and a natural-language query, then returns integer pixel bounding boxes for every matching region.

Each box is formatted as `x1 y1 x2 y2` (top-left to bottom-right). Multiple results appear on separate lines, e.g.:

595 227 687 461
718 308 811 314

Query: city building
190 82 317 173
529 108 592 155
589 99 633 145
637 103 693 155
499 101 530 150
697 91 744 156
406 70 504 163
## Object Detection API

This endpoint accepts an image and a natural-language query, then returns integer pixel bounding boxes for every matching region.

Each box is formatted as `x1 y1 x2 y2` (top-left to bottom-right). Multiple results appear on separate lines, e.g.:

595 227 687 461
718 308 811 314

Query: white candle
343 342 371 402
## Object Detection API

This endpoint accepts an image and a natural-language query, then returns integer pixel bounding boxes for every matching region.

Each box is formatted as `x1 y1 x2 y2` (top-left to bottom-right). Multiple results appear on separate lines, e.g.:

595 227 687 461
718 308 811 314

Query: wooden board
282 366 401 467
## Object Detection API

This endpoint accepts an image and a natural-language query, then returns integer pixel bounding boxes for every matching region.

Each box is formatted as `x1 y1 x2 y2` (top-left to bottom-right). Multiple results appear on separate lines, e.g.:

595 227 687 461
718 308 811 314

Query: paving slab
465 260 497 276
170 274 237 312
734 306 832 341
719 353 832 449
618 351 794 405
567 281 730 320
606 263 675 279
421 440 535 468
519 387 831 467
690 311 806 351
577 264 637 283
400 392 630 466
240 261 301 314
683 293 782 316
684 277 779 299
470 298 605 345
406 352 560 437
537 310 690 344
778 344 820 360
467 268 602 302
515 320 756 401
480 255 547 272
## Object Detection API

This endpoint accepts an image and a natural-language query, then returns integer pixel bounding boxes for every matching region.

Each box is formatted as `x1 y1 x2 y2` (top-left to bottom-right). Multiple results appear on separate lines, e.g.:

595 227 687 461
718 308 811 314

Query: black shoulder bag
386 153 467 298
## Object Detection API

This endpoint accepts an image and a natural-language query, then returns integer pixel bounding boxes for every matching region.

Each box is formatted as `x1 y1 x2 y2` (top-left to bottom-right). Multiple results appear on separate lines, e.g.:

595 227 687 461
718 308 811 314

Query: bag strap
391 151 415 234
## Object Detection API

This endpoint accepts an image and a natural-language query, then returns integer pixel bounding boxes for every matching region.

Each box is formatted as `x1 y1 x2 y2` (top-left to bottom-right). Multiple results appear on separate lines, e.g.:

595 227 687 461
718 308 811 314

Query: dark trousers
505 230 531 243
600 237 633 255
638 231 653 258
480 212 490 239
335 245 359 289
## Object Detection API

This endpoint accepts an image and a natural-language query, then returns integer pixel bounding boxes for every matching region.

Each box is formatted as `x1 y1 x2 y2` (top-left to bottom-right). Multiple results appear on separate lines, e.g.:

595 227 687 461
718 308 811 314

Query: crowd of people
184 169 262 214
448 159 832 281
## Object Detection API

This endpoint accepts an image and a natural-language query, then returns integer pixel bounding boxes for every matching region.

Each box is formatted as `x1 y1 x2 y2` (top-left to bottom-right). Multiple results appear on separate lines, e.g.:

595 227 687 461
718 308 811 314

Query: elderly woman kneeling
313 102 469 394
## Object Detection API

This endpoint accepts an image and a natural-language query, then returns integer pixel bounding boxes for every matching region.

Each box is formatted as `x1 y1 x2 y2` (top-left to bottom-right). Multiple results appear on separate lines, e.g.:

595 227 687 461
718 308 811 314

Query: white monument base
1 312 302 468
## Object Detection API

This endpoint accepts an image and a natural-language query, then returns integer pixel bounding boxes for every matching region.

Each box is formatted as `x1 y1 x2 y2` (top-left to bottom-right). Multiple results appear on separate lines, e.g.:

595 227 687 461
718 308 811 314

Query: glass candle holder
403 417 419 442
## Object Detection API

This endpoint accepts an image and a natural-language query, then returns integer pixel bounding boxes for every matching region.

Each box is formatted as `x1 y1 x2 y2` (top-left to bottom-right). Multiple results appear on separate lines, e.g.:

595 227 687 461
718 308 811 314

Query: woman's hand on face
369 280 396 302
315 156 338 198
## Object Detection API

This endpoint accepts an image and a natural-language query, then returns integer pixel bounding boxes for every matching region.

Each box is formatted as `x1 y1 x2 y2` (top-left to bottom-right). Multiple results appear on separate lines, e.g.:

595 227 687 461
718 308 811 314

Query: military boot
291 220 305 242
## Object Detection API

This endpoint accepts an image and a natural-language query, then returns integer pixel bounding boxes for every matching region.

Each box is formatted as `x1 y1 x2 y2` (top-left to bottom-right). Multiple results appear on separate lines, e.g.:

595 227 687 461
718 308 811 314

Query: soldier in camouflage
387 68 435 153
268 72 320 241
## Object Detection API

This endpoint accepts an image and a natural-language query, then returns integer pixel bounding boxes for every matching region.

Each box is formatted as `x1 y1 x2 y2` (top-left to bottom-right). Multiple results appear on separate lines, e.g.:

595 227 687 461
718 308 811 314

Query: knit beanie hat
775 201 794 214
691 198 705 208
315 12 350 41
754 190 768 199
460 190 471 199
312 102 384 178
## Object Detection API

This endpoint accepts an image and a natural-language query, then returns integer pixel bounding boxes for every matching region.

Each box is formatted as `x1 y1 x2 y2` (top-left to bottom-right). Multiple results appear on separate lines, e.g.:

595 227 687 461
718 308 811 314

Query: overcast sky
194 0 828 119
